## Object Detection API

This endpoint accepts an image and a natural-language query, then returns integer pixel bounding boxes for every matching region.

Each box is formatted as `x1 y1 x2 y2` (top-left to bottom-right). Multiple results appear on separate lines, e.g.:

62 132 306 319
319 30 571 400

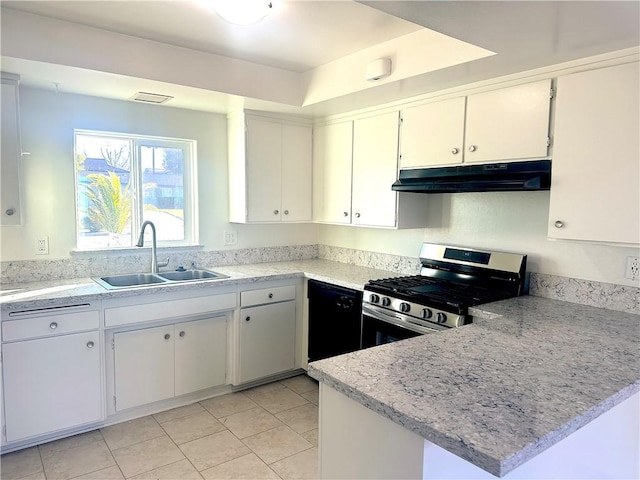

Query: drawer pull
49 322 58 330
179 331 185 337
164 333 171 340
268 293 274 299
245 316 251 322
86 341 95 349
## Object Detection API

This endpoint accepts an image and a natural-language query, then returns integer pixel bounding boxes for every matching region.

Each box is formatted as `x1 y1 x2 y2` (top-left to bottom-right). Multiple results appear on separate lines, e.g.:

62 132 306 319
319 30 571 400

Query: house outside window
74 130 197 250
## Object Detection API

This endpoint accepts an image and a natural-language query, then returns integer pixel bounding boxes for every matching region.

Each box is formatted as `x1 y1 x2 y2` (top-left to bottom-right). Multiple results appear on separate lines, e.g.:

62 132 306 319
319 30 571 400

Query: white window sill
70 245 205 256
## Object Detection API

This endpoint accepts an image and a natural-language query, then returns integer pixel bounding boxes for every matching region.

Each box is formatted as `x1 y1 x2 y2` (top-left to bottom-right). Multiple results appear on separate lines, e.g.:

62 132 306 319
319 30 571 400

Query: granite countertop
308 295 640 477
0 259 397 311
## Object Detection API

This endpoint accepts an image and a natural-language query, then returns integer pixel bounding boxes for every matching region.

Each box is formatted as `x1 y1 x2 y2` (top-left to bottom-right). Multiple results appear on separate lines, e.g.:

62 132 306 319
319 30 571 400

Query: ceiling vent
130 92 174 104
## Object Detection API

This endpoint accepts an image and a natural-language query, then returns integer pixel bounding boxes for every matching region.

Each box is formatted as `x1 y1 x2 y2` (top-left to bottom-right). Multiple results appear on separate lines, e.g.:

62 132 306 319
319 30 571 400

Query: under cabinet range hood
391 160 551 194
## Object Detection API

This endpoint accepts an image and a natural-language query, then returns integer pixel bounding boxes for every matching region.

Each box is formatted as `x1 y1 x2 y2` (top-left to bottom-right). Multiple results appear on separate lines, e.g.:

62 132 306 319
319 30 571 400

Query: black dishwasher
307 279 363 362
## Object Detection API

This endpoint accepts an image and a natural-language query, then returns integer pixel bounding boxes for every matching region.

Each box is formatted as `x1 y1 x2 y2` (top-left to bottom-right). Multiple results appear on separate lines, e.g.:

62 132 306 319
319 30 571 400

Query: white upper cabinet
400 79 552 168
1 73 23 226
352 111 401 227
313 120 353 224
400 97 466 168
548 62 639 245
228 111 312 223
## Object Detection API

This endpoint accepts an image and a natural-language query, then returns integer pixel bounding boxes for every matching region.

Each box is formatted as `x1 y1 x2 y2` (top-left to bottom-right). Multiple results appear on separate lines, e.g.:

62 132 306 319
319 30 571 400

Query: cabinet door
246 116 283 222
239 301 296 383
1 76 23 226
175 317 227 396
3 331 102 442
465 79 551 163
114 325 174 411
281 123 312 222
352 111 400 227
548 62 639 244
313 121 353 224
400 97 466 168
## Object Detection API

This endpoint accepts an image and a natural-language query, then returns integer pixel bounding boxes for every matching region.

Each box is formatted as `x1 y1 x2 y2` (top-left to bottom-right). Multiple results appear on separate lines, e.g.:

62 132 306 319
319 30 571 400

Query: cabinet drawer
241 285 296 307
2 310 100 342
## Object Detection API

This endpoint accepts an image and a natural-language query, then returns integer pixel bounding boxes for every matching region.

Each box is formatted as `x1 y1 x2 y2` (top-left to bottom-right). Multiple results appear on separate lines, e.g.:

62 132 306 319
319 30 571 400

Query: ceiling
1 1 639 117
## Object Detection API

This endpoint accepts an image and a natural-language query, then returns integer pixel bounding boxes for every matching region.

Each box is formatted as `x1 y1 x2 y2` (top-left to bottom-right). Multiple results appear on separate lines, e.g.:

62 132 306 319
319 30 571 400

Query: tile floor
1 375 319 480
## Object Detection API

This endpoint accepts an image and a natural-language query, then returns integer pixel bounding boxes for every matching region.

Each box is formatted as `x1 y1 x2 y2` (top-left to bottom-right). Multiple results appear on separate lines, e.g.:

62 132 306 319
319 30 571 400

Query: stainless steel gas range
361 243 527 347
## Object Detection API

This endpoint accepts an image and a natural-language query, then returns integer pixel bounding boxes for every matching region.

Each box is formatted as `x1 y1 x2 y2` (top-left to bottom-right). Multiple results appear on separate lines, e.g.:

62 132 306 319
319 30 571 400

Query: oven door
361 304 445 348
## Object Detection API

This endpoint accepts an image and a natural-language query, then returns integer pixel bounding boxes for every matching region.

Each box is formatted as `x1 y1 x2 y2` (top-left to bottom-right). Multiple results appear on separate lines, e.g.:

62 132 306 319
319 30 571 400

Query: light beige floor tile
100 416 165 451
300 386 319 406
179 430 251 472
279 375 318 394
70 465 125 480
275 404 318 434
245 387 309 415
219 407 283 439
129 459 202 480
39 430 104 457
243 425 313 465
200 393 258 419
300 429 318 447
41 440 115 480
200 453 280 480
270 447 318 480
111 436 184 478
10 472 46 480
153 403 205 424
244 383 287 396
160 411 226 445
0 447 43 480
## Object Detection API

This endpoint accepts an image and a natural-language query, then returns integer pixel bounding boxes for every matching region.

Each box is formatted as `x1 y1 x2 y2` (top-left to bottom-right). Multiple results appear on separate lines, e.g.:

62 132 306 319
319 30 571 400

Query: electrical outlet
625 256 639 280
36 236 49 255
224 230 237 246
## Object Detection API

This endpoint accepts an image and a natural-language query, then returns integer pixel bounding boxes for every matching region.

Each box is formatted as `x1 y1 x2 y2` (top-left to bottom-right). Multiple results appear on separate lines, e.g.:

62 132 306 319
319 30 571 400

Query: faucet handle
158 258 170 269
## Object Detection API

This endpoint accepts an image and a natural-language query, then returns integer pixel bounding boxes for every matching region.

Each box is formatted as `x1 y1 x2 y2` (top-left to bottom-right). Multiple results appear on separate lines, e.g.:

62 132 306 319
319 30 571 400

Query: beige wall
0 87 317 260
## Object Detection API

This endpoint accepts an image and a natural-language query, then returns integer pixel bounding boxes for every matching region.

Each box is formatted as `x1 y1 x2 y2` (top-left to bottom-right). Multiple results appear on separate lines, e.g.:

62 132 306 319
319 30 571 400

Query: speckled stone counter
0 259 397 312
308 295 640 477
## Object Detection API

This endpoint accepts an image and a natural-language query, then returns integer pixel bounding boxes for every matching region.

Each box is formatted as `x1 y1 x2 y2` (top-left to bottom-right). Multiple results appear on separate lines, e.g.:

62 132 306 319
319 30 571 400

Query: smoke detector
130 92 174 104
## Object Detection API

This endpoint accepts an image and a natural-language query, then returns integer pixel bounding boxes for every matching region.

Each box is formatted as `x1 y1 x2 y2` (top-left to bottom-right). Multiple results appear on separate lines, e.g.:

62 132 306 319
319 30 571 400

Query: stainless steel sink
94 273 168 289
158 269 228 281
94 269 228 289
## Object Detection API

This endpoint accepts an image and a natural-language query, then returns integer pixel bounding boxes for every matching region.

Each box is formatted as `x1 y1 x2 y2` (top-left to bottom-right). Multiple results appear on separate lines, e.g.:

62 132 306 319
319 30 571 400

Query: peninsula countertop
0 259 398 311
307 295 640 477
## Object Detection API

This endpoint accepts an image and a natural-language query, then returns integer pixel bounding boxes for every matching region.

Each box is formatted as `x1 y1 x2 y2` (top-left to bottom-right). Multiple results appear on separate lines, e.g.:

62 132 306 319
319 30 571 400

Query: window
74 130 197 250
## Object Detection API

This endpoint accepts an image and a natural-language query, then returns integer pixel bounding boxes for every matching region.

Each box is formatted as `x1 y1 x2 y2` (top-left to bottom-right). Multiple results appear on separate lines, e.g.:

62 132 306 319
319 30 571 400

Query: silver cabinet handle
355 212 361 218
554 220 564 228
179 331 185 337
273 209 279 215
468 145 477 152
86 341 95 349
49 322 58 329
245 316 251 322
5 208 14 216
343 211 348 217
284 210 289 215
451 148 460 155
164 333 171 340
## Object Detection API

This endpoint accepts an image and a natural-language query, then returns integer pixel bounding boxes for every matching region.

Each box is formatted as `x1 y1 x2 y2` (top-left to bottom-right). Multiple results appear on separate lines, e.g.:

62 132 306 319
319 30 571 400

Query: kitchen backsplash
1 245 637 314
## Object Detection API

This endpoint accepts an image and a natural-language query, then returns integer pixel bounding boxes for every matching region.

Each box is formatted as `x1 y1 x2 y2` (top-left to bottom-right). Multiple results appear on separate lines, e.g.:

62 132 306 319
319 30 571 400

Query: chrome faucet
136 221 169 273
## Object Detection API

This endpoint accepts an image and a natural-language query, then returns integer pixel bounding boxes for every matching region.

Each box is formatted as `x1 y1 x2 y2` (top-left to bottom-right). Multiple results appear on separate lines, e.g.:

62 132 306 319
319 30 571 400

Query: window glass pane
76 134 132 249
140 146 185 242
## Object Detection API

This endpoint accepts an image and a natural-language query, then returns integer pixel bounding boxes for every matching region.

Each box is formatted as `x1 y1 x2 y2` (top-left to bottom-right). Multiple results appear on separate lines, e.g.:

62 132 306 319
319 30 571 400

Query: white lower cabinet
3 330 102 442
238 285 296 384
114 316 227 411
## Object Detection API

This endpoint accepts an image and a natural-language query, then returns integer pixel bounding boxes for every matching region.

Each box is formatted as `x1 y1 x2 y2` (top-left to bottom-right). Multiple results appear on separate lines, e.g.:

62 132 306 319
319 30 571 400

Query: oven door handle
362 305 442 335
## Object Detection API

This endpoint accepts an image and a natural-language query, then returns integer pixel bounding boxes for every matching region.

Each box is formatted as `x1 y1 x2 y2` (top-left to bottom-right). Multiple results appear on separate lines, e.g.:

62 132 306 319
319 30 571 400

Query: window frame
74 129 198 251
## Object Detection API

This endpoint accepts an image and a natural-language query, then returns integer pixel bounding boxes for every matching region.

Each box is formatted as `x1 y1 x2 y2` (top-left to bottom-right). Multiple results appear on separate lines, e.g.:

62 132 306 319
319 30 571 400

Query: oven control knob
369 294 380 304
436 312 447 324
400 302 411 313
422 308 433 319
382 297 391 307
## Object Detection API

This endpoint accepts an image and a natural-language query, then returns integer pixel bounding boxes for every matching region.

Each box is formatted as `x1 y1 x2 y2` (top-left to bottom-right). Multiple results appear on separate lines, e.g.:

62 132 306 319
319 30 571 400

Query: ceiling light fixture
209 1 274 26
